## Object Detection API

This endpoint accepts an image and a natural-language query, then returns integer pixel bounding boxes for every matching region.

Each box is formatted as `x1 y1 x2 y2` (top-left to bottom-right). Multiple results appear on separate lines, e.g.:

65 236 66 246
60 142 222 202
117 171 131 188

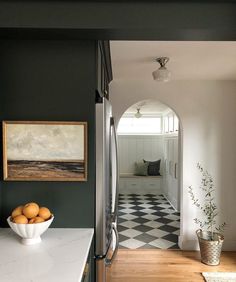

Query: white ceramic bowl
7 216 54 245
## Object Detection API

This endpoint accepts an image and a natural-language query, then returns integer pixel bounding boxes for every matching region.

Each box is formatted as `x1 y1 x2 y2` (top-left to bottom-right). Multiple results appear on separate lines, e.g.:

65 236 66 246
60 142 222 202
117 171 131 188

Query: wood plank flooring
109 250 236 282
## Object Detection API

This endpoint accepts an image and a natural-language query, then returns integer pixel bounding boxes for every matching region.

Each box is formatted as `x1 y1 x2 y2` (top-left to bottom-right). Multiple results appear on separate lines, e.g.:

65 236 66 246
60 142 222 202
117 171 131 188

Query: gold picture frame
3 121 87 181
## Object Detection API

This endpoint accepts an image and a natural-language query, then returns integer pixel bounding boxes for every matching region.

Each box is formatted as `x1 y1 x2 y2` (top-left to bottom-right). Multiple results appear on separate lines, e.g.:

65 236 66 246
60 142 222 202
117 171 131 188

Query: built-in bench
119 173 163 194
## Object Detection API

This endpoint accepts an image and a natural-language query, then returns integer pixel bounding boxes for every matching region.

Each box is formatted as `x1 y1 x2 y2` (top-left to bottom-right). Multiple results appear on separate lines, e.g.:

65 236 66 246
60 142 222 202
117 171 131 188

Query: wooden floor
109 250 236 282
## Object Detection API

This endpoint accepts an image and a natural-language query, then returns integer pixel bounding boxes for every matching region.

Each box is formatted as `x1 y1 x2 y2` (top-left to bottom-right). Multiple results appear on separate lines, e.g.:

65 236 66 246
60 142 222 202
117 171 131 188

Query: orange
23 203 39 219
34 217 45 223
29 216 45 224
13 215 28 224
28 218 36 224
38 207 51 220
11 206 24 218
27 202 39 210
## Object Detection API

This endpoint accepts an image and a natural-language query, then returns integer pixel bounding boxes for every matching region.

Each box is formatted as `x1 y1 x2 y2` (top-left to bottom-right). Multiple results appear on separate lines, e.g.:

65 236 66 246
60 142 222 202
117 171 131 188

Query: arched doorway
116 99 183 250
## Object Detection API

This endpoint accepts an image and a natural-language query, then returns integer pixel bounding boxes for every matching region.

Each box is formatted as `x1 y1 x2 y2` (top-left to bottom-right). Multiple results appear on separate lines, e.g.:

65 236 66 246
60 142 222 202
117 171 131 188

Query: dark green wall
0 39 96 228
1 1 236 40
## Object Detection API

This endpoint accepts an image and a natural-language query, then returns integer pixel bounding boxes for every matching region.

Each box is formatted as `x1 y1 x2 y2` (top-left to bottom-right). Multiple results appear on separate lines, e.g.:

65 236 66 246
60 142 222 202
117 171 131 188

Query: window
117 117 162 135
164 116 169 133
169 115 174 132
174 115 179 132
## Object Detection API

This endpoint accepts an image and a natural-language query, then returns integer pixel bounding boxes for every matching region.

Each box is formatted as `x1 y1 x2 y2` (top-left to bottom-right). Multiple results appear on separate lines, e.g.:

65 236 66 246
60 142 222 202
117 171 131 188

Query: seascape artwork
3 122 87 181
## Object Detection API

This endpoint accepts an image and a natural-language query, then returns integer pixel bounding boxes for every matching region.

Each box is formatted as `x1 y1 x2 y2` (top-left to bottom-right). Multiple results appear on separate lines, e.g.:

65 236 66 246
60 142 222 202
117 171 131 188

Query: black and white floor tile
118 194 180 249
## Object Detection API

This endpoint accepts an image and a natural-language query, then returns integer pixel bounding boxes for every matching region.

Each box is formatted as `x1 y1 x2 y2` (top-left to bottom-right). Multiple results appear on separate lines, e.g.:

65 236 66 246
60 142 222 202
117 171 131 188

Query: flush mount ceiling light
152 57 171 82
134 108 142 118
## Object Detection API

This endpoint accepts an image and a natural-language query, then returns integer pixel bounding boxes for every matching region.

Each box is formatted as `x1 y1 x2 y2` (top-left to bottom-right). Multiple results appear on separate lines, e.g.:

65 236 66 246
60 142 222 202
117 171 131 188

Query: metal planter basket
196 229 224 266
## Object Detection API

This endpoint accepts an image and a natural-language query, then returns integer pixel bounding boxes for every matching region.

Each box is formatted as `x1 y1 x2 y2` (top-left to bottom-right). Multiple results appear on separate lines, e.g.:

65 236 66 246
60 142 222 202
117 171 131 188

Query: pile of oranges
11 202 52 224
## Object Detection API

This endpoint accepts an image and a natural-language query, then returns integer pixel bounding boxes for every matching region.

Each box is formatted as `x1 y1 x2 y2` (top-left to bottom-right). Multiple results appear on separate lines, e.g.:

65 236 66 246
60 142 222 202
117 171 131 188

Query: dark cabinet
97 41 113 100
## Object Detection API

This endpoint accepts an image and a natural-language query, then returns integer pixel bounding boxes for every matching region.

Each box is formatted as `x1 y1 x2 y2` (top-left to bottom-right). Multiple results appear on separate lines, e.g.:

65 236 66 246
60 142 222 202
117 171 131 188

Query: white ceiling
124 99 170 115
110 41 236 81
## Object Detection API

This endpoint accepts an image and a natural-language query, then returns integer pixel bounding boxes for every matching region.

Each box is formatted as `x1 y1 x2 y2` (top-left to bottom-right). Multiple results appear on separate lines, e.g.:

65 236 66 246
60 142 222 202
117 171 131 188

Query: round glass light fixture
134 108 142 118
152 57 171 82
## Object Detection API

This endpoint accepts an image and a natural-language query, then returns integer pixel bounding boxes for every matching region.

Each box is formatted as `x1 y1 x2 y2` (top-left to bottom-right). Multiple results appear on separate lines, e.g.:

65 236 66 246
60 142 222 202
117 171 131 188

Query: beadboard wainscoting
118 135 164 175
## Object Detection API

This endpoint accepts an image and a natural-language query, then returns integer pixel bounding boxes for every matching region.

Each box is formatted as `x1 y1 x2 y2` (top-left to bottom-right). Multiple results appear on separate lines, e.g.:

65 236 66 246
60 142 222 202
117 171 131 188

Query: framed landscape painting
3 121 87 181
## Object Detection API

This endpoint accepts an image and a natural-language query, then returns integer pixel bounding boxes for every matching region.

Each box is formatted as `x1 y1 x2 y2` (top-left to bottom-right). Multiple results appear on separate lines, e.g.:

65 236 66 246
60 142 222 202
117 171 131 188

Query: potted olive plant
188 163 226 266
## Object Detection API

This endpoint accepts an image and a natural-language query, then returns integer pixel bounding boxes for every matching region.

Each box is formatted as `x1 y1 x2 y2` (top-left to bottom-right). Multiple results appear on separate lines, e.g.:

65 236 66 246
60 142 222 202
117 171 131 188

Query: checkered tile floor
118 194 180 249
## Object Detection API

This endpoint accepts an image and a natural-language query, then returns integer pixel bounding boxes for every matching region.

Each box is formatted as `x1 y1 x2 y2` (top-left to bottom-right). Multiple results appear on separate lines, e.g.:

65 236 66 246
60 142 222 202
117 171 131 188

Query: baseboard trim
180 236 236 251
163 193 178 212
222 240 236 251
180 238 199 250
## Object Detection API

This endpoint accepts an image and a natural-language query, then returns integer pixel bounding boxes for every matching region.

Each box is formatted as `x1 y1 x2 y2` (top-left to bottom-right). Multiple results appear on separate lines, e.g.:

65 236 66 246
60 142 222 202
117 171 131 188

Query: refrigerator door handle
105 224 119 267
110 117 119 223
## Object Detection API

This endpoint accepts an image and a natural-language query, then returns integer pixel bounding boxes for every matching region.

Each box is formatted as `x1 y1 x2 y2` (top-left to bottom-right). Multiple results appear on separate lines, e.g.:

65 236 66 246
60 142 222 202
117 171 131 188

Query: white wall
118 135 164 174
110 80 236 250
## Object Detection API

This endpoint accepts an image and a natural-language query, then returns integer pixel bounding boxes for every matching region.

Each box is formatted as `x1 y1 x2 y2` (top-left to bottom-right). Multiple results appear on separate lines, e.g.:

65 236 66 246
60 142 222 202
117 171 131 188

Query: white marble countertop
0 228 94 282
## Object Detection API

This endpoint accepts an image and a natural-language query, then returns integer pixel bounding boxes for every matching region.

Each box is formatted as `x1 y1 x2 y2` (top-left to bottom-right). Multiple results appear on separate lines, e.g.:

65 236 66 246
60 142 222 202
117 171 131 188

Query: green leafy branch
188 163 226 240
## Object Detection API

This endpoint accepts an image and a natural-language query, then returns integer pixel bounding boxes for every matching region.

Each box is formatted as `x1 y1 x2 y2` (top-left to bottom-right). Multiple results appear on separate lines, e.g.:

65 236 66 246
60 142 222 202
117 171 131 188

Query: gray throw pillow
143 159 161 176
134 162 148 176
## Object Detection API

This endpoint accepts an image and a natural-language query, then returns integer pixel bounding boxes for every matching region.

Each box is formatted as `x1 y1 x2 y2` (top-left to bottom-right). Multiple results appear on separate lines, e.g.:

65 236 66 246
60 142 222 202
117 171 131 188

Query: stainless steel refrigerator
95 97 119 282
